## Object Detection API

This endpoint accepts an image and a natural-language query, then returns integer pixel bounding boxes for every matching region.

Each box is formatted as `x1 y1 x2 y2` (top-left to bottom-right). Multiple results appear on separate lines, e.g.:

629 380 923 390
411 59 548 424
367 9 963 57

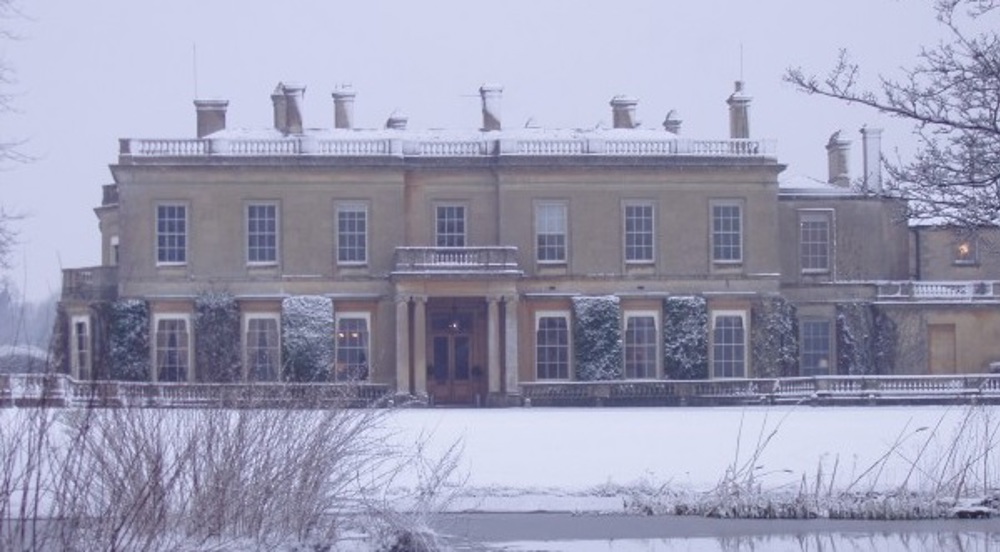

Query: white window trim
710 199 744 265
710 310 748 379
70 314 91 380
335 201 370 266
534 200 569 265
242 313 282 382
335 312 372 380
434 202 468 247
155 202 189 267
245 201 280 267
534 310 572 381
622 201 655 265
799 209 834 275
151 313 193 383
623 310 660 379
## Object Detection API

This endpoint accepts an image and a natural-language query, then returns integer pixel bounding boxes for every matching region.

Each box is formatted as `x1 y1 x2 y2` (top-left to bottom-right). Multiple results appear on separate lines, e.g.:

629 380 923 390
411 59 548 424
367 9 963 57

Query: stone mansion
56 81 1000 405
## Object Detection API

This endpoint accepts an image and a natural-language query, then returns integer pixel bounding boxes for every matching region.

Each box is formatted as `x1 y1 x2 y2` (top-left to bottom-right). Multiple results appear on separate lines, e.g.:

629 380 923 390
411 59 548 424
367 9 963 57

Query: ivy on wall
109 299 150 381
194 291 241 383
836 302 896 376
282 295 334 382
751 295 798 378
572 295 623 381
663 296 708 380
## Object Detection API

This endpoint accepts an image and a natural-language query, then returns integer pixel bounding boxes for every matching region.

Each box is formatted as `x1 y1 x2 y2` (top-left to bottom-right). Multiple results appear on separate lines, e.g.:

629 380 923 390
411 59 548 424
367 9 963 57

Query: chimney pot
861 126 884 194
662 110 682 134
272 83 288 133
727 80 752 139
332 86 357 129
479 84 503 131
194 99 228 138
826 130 852 187
610 95 639 129
385 110 408 130
282 83 306 135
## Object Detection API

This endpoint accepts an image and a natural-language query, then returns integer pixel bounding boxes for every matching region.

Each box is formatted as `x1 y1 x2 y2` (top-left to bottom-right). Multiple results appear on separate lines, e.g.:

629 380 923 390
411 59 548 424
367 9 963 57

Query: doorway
426 310 486 404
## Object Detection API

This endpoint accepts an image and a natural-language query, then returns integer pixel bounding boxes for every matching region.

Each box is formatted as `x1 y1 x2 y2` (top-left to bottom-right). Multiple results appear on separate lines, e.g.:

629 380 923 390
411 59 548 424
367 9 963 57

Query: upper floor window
156 204 187 265
247 203 278 265
536 312 570 380
337 203 368 265
711 201 742 264
800 318 832 376
712 311 746 378
436 205 466 247
624 203 654 263
954 234 978 265
335 314 370 381
155 315 190 383
800 211 832 273
245 315 280 382
624 312 658 378
535 202 567 263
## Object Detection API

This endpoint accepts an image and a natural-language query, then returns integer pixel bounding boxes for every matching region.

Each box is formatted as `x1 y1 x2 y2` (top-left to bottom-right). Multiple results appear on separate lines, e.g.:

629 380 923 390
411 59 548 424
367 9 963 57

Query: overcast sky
1 0 947 300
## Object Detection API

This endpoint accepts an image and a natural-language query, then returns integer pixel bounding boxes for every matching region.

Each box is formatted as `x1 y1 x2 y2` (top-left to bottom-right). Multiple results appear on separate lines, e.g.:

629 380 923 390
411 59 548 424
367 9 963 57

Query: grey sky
2 0 944 300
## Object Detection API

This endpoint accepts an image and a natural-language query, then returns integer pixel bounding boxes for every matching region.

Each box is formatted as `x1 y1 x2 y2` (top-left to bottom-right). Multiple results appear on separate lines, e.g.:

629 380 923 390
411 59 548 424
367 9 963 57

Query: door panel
425 310 486 405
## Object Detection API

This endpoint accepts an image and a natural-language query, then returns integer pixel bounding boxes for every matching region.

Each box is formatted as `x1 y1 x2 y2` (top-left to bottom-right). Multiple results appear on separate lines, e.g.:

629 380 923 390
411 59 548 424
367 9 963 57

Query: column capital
503 294 520 304
487 294 503 304
394 294 410 304
412 294 428 304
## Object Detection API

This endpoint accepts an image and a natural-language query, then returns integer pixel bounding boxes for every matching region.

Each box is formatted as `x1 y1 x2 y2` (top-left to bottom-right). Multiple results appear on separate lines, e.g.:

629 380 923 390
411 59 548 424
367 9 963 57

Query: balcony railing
62 266 118 301
392 247 521 276
876 281 998 302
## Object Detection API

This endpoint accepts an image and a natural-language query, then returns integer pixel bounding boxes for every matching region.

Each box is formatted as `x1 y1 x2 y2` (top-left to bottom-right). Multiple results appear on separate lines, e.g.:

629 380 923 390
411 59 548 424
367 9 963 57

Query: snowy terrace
876 280 1000 302
117 127 777 160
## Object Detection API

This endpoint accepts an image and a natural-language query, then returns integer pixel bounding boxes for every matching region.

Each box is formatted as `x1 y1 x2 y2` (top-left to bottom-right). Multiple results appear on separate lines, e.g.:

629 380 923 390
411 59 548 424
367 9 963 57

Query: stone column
487 296 501 395
394 296 410 395
413 296 428 397
504 295 520 395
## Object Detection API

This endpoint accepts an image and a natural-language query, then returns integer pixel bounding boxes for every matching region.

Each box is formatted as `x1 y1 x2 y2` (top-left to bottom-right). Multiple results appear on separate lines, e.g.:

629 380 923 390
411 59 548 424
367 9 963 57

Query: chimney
610 96 639 129
385 110 408 130
332 86 357 129
727 80 751 139
194 99 228 138
662 110 682 134
271 83 287 133
861 126 883 194
282 83 306 135
826 130 851 187
479 84 503 131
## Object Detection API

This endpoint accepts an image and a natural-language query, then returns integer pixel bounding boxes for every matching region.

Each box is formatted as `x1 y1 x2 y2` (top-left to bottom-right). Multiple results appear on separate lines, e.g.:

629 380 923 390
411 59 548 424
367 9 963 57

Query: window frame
535 311 572 380
711 310 747 379
799 209 833 274
152 313 193 383
336 201 369 266
335 312 371 382
246 202 280 266
799 318 833 377
70 314 91 380
243 313 281 382
710 200 743 265
623 201 655 264
534 201 568 264
435 203 467 248
623 310 659 379
155 202 188 266
953 233 979 266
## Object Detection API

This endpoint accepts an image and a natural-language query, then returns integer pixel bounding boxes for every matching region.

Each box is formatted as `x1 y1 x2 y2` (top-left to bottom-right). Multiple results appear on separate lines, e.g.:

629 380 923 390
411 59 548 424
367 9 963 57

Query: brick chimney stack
610 96 639 129
826 130 851 187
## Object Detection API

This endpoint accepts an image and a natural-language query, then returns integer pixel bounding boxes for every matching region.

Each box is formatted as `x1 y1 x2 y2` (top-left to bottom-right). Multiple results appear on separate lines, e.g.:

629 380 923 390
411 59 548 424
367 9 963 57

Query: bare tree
785 0 1000 228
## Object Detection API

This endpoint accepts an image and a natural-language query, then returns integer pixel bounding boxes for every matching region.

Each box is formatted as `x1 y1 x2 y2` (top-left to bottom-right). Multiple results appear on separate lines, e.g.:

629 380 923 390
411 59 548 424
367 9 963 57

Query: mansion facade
56 81 1000 405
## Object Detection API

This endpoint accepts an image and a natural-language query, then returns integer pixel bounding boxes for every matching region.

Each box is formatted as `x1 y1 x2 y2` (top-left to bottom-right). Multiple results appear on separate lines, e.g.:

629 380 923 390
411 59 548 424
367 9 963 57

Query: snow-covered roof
778 172 863 197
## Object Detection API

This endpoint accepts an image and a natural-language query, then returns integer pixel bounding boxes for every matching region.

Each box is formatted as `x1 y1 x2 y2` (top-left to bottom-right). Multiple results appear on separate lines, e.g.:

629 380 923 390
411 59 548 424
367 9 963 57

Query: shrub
572 295 622 380
664 296 708 379
194 291 241 382
109 299 150 381
751 295 798 378
282 295 334 382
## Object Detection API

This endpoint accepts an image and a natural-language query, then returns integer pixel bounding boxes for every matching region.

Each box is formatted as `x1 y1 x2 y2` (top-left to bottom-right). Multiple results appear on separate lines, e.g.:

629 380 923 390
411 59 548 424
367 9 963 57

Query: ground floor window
536 312 570 380
155 316 190 382
624 313 658 378
712 312 746 378
71 315 91 380
245 316 280 381
800 319 832 376
335 314 369 381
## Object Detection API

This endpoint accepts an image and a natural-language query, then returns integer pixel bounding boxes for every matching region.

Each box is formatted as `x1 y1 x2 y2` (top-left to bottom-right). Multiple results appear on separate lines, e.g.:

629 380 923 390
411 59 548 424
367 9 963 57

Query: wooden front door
928 324 957 374
426 311 486 404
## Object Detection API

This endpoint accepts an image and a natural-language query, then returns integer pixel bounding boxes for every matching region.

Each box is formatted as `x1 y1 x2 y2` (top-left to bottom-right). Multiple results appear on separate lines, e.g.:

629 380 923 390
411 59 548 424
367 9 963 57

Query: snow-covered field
383 405 1000 513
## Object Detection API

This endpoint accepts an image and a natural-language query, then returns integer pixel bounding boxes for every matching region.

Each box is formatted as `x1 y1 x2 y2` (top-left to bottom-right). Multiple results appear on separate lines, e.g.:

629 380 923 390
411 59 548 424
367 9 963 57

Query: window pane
337 205 368 263
800 319 832 376
156 319 189 382
536 203 567 262
156 205 187 264
536 316 569 379
800 214 830 272
624 315 657 378
712 315 745 378
247 204 278 264
436 206 466 247
625 204 654 262
247 318 280 381
712 204 742 262
335 317 369 381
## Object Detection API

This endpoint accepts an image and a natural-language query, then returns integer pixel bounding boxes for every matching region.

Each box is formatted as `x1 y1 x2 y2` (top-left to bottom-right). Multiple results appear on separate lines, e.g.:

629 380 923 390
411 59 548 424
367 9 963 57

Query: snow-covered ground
383 405 1000 513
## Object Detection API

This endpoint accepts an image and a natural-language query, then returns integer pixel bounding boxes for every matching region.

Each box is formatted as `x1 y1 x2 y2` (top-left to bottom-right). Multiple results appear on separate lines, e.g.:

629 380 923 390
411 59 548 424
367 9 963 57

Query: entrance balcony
62 266 119 301
392 247 522 277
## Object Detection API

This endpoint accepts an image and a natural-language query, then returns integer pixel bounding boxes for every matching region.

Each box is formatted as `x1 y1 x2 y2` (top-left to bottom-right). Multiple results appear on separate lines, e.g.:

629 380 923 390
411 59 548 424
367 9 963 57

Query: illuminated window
335 315 369 381
954 237 978 265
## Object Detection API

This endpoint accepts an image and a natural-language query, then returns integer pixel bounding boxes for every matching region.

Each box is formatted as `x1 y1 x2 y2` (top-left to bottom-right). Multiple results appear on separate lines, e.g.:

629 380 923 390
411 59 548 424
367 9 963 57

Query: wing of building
56 81 1000 405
